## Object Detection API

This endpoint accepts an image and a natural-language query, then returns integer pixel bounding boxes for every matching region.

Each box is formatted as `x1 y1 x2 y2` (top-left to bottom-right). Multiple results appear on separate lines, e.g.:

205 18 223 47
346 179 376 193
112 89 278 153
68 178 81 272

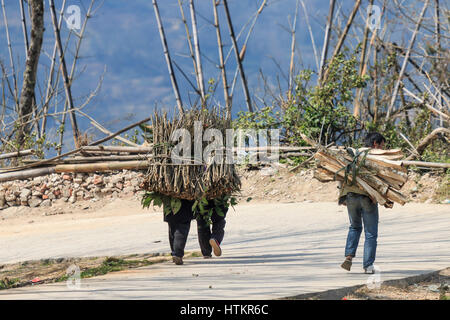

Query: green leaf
171 198 182 214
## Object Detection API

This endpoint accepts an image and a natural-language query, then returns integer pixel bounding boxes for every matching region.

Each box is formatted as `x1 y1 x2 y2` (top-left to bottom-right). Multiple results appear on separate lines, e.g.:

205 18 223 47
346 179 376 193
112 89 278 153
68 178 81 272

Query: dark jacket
163 199 195 224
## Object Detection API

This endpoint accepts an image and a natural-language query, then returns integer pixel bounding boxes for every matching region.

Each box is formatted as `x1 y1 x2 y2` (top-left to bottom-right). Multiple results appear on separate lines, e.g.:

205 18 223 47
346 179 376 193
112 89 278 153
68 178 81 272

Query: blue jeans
344 193 379 269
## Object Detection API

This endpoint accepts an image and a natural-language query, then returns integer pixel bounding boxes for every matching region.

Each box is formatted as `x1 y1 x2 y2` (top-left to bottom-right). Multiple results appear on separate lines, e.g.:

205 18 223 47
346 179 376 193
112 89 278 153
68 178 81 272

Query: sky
0 0 407 149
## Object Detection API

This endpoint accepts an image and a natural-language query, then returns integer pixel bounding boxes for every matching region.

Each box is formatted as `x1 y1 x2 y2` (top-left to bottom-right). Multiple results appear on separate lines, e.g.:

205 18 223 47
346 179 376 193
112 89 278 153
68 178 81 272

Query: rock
73 178 83 184
5 193 16 202
123 186 135 194
0 192 6 207
62 174 72 181
29 197 43 208
110 176 122 184
68 196 76 204
40 199 52 207
32 190 43 197
20 189 32 199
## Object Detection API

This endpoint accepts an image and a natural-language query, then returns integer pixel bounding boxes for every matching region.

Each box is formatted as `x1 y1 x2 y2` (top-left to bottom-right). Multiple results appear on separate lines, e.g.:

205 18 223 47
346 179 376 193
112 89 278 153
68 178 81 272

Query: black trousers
168 220 191 258
196 212 227 257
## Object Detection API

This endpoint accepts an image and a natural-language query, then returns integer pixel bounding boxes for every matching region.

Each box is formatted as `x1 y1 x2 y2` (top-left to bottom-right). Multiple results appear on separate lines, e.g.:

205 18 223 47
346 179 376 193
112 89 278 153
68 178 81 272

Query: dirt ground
286 267 450 300
0 166 448 299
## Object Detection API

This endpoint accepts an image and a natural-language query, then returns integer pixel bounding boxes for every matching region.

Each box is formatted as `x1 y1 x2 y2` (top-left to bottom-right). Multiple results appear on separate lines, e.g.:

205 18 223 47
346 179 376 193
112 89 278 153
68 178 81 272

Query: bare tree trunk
19 0 30 57
212 0 230 120
19 0 41 137
177 0 201 94
300 0 319 71
321 0 361 85
189 0 206 106
48 0 80 147
1 0 19 110
222 0 253 112
152 0 184 115
228 0 266 105
434 0 443 126
318 0 336 83
353 0 373 119
16 0 44 147
288 0 300 100
385 0 429 121
405 128 450 160
41 0 67 137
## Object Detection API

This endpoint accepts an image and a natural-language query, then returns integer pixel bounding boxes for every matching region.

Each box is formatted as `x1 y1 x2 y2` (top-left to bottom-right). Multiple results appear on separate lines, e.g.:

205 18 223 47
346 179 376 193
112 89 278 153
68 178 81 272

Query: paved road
1 202 449 299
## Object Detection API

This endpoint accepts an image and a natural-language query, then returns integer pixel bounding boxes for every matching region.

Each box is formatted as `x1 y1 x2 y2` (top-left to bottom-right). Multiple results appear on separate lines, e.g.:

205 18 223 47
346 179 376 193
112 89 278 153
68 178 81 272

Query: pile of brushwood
302 134 409 208
141 108 241 223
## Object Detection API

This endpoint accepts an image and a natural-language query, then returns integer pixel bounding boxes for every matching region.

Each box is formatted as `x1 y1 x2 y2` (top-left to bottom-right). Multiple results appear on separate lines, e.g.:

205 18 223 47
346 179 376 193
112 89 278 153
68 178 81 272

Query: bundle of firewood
302 135 408 208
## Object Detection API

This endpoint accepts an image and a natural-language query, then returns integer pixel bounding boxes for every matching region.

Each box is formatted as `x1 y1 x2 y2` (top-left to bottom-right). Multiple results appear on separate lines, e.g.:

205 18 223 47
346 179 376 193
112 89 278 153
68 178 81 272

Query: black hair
365 132 386 148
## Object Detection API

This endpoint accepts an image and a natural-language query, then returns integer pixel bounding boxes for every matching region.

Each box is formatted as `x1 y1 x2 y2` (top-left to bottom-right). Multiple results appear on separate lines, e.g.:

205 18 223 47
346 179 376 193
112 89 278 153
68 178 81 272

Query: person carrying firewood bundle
164 199 195 265
339 132 386 274
196 199 229 258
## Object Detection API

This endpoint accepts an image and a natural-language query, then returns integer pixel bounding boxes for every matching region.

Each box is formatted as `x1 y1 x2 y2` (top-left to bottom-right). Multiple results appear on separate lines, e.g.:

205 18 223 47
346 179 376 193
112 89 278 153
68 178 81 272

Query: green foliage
367 108 448 163
0 277 20 290
141 192 182 216
192 194 238 225
234 51 368 146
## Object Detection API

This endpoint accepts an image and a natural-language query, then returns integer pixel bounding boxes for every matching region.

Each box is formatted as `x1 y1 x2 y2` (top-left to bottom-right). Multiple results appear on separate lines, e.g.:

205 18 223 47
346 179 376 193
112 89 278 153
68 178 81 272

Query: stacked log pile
302 135 409 208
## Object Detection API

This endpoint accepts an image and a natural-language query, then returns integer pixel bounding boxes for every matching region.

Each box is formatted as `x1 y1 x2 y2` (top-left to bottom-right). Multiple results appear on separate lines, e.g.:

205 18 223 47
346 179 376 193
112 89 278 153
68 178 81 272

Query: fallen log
81 146 153 154
22 154 153 165
0 166 56 183
400 160 450 169
55 160 150 173
0 149 35 160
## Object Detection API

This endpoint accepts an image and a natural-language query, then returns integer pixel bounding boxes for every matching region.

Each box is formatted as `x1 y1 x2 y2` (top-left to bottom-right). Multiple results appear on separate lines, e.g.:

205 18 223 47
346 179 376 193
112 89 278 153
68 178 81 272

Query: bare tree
15 0 45 146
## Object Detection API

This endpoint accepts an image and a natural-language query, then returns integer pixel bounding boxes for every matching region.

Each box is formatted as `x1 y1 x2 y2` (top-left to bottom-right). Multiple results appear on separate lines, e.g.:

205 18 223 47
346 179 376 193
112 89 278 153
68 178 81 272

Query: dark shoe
203 255 212 259
341 258 352 271
172 256 183 265
209 238 222 257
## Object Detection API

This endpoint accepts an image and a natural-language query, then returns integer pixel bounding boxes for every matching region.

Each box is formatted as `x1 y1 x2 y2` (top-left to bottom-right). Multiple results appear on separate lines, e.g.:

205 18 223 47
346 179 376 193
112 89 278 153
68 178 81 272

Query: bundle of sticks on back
302 134 408 208
142 108 241 200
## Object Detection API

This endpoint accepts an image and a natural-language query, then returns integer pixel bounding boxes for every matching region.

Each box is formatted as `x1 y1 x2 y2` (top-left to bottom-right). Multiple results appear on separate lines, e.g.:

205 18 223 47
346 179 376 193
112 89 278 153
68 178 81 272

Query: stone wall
0 170 147 209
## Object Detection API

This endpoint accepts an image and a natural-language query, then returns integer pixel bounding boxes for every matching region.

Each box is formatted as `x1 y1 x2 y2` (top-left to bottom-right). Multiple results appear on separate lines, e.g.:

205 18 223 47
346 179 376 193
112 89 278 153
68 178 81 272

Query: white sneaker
364 265 375 274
